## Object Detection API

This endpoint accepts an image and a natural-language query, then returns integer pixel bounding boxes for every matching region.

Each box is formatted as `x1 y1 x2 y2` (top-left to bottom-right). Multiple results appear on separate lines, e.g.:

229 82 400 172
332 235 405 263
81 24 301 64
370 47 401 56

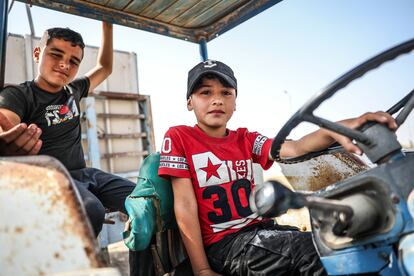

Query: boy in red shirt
159 60 397 275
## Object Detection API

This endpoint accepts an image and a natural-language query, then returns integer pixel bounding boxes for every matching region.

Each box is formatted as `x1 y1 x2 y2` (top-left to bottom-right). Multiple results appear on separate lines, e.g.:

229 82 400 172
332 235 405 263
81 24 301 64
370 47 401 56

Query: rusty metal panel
0 159 102 275
279 152 369 192
15 0 283 43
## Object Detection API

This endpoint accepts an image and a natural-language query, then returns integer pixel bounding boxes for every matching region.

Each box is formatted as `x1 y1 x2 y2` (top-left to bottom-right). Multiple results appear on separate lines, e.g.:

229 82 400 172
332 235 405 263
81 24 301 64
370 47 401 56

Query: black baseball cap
187 59 237 99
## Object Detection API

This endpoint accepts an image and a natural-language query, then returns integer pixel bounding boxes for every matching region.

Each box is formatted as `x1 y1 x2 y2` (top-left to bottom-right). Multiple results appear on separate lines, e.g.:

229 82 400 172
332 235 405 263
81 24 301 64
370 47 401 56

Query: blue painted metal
0 0 8 89
407 188 414 218
84 97 101 169
321 246 400 275
399 233 414 276
379 251 402 276
138 96 154 155
399 190 414 275
313 153 414 275
25 4 35 36
320 195 414 275
199 38 208 61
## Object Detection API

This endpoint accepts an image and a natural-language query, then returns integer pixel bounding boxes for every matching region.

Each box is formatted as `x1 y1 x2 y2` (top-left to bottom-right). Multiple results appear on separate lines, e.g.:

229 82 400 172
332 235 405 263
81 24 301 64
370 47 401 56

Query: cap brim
187 70 237 99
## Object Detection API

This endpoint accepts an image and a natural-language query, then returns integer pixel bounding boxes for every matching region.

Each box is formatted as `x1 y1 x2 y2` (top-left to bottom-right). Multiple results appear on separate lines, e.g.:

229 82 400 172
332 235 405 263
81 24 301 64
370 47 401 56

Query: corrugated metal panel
154 0 200 22
15 0 283 43
183 1 247 28
123 0 154 14
169 0 224 26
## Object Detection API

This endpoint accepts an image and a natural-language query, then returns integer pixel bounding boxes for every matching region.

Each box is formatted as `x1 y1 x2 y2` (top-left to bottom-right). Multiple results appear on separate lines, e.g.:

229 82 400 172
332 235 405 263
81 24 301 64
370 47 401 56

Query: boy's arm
279 111 398 158
0 109 42 155
85 22 113 93
171 177 221 276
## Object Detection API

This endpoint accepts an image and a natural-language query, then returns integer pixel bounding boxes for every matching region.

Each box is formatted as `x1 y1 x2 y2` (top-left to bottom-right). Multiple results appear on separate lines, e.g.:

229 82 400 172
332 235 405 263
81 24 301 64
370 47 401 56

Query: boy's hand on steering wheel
329 111 398 155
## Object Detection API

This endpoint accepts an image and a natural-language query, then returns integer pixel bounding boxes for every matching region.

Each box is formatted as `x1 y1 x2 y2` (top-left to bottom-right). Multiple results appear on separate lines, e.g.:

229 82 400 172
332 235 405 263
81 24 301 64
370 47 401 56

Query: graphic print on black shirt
0 78 90 170
45 92 79 126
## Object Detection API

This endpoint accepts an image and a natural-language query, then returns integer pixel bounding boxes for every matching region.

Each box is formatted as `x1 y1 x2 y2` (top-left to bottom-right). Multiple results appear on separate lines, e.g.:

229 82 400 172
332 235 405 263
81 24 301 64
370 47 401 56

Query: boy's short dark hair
187 60 237 99
39 27 85 51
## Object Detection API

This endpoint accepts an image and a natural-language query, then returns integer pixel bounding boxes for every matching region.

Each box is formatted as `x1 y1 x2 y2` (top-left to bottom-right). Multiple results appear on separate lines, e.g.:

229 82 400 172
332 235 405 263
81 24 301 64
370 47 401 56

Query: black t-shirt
0 78 90 170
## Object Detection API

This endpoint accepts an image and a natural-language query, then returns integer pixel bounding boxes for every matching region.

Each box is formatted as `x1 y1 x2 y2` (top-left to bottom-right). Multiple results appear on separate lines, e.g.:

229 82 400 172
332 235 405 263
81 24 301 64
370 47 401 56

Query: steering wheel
271 38 414 164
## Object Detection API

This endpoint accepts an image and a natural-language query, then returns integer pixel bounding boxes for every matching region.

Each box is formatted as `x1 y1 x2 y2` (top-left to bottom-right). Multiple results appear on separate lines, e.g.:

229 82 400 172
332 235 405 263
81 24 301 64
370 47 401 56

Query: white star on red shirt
201 157 221 182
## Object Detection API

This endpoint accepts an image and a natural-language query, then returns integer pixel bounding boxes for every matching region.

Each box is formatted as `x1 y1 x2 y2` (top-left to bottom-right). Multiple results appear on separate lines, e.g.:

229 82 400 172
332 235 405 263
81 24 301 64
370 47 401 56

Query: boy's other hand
332 111 397 155
0 112 42 156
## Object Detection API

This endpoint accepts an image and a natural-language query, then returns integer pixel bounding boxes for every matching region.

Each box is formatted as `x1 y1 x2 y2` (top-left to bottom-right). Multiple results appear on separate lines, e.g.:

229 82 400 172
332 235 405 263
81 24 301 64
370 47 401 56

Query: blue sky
7 0 414 150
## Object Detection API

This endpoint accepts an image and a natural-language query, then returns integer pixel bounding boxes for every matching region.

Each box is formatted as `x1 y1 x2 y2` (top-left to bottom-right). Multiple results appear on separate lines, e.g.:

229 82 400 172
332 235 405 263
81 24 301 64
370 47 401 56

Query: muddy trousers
206 221 327 276
70 167 136 236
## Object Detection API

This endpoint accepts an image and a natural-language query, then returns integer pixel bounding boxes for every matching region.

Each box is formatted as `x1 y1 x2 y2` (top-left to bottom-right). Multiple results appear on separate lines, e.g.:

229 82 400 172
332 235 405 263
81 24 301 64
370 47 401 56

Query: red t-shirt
158 125 273 246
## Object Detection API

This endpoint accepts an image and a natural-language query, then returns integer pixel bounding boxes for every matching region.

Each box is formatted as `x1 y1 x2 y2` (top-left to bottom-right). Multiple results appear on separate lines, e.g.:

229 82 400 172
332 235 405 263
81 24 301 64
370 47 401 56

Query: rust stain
15 227 23 234
0 160 103 268
332 152 369 173
284 152 369 191
84 246 93 260
87 118 93 129
308 162 351 191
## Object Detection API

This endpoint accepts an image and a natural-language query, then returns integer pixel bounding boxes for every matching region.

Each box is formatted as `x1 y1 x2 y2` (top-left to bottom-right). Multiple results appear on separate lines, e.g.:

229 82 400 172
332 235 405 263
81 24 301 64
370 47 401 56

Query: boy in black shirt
0 22 135 237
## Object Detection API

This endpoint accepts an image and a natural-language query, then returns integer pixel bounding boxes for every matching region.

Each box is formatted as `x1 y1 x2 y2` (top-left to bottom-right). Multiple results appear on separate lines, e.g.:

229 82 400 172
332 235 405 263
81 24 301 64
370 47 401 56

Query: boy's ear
33 47 41 63
234 103 236 111
187 98 193 111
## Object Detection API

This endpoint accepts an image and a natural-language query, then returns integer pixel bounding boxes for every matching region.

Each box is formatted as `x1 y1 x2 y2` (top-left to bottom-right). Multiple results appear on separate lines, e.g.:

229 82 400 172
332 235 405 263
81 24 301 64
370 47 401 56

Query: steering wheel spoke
395 90 414 126
304 114 374 146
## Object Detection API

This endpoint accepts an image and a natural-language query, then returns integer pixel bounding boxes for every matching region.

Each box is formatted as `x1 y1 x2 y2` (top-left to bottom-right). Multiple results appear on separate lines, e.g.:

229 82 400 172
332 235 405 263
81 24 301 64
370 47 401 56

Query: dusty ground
108 241 130 276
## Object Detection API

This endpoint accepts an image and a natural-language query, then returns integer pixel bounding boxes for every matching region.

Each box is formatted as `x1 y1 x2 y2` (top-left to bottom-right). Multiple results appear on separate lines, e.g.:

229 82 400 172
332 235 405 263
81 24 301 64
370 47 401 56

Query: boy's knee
83 197 106 236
